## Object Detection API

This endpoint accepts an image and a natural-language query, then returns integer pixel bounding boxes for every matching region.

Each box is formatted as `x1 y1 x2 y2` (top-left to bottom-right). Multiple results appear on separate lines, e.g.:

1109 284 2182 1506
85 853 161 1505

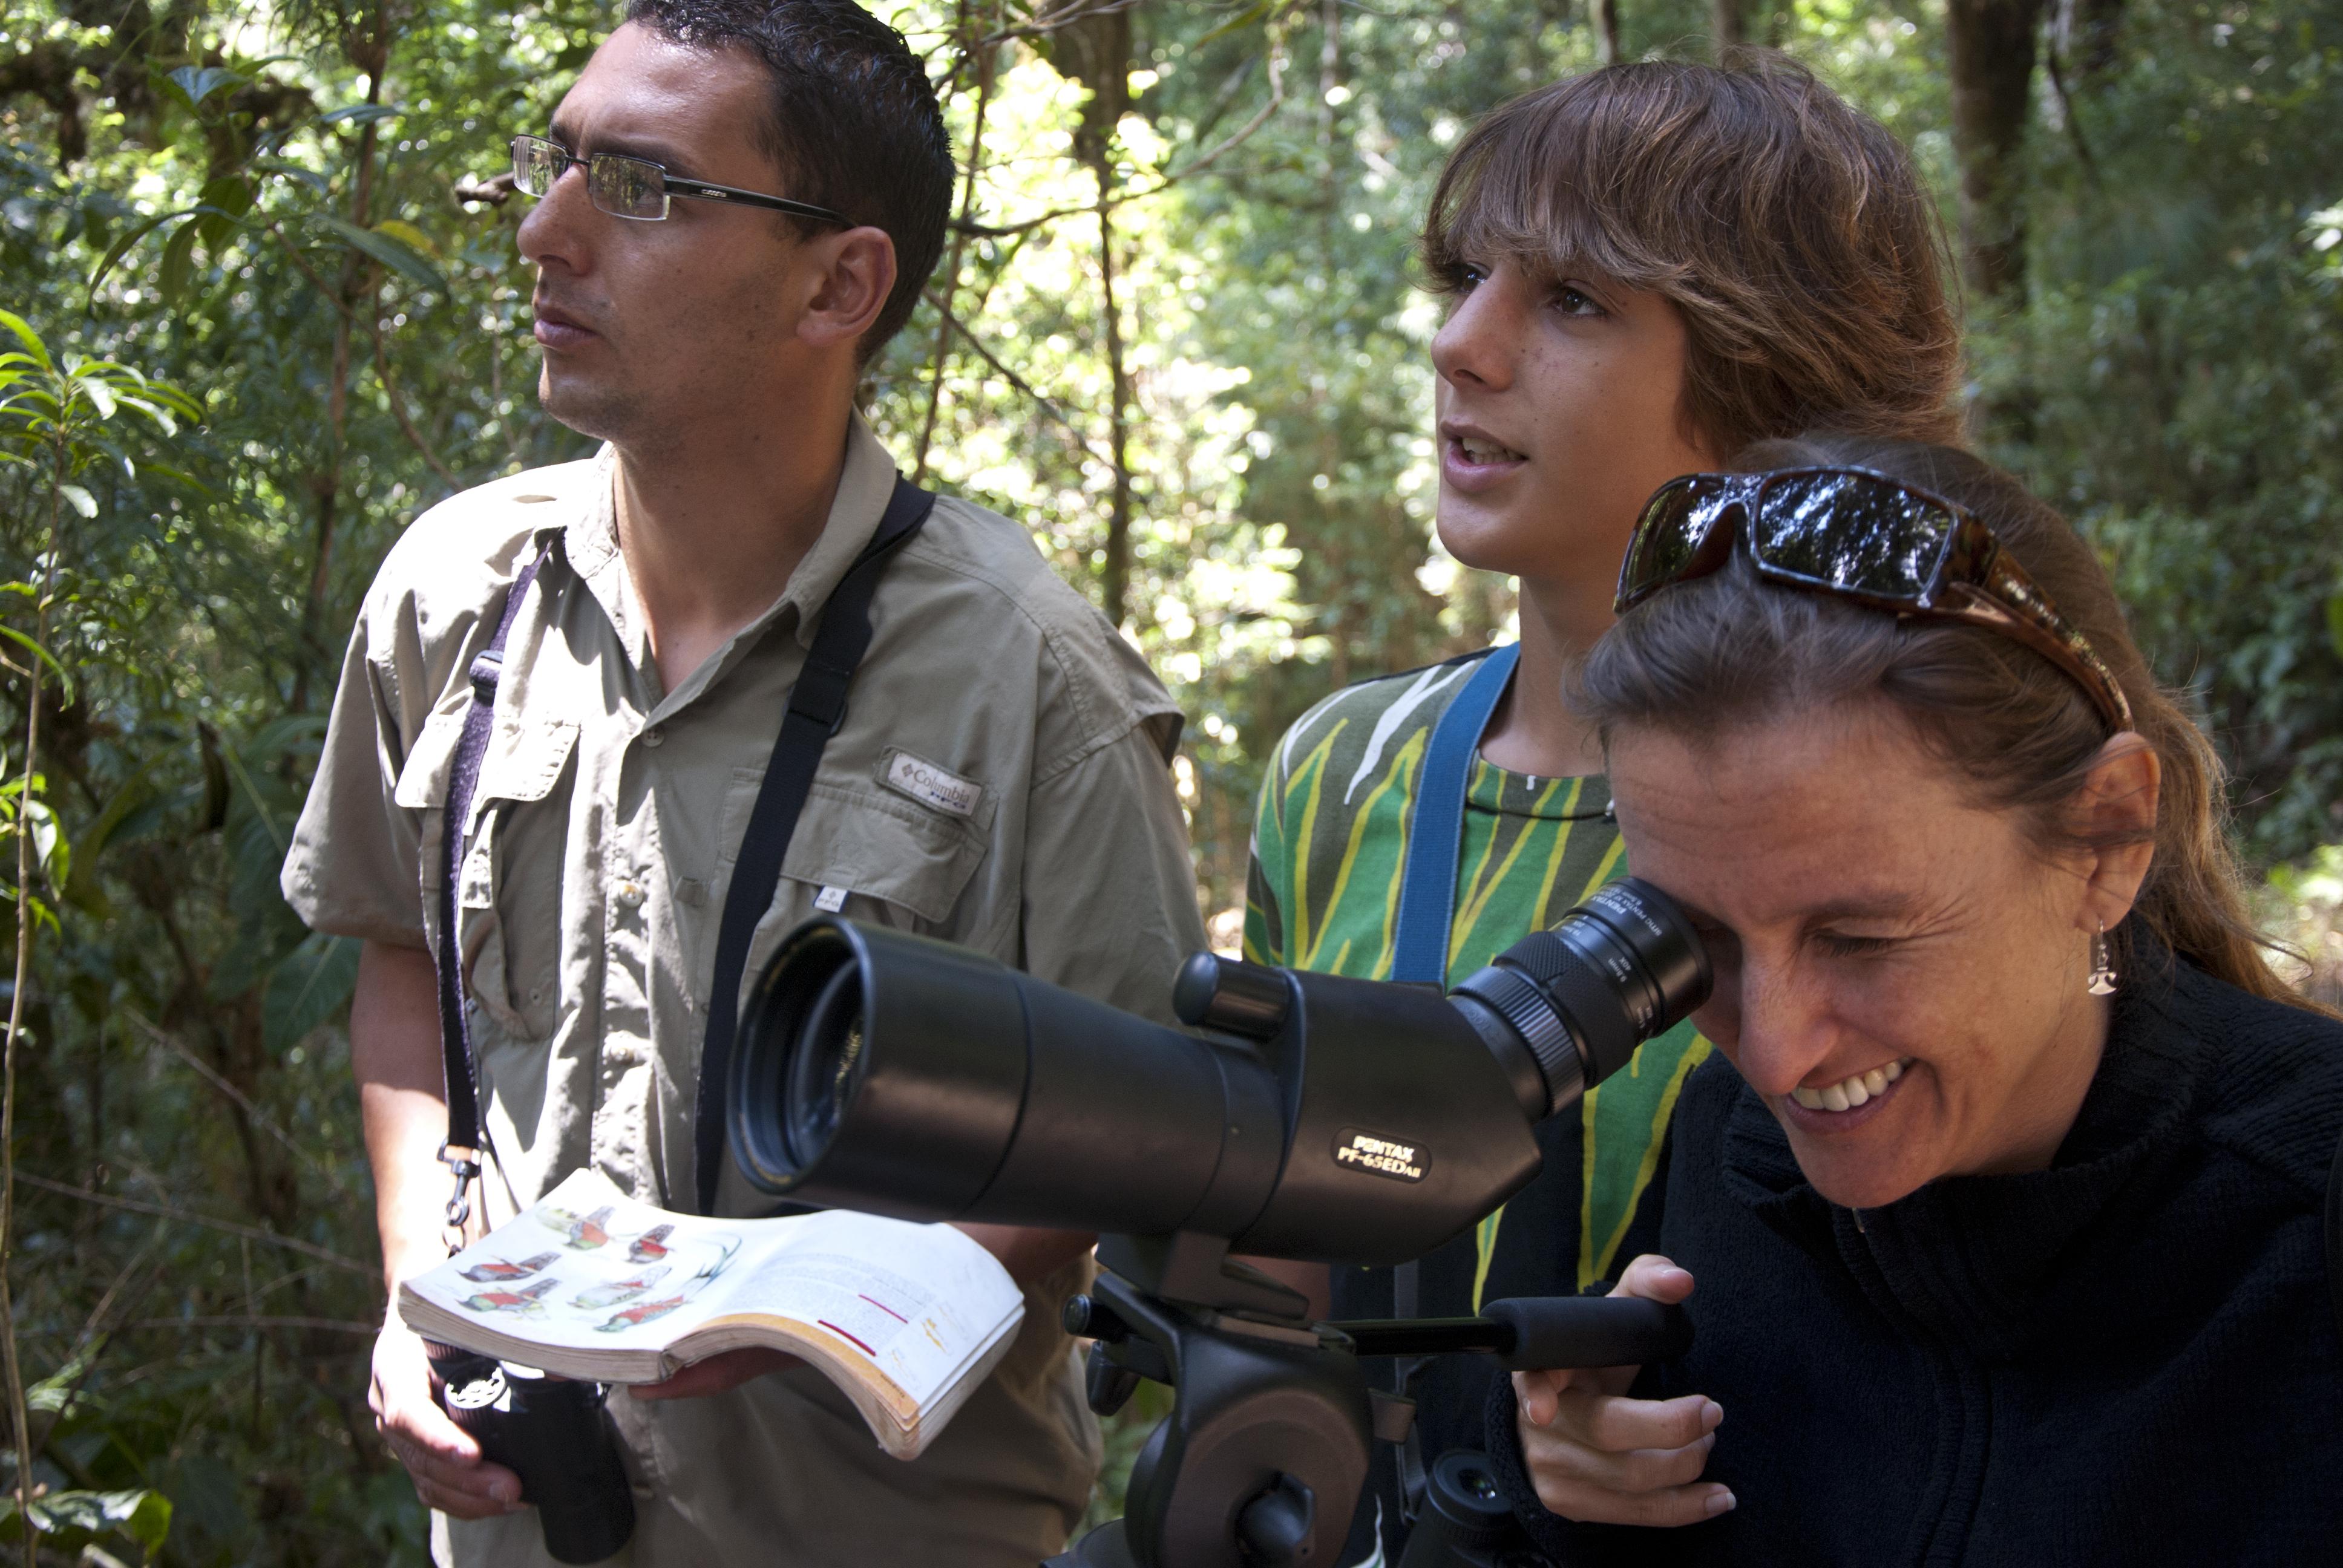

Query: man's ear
2068 732 2161 934
795 226 896 353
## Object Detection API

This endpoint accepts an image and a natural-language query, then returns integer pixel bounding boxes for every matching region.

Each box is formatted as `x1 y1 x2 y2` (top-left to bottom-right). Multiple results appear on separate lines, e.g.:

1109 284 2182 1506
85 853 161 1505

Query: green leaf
2327 589 2343 662
78 373 116 420
263 931 361 1053
169 64 246 108
0 1487 173 1551
58 769 151 918
84 207 197 296
373 218 438 258
312 215 443 291
160 218 200 304
25 799 68 896
1198 1 1274 44
0 312 50 373
137 459 212 496
0 627 74 697
320 101 402 126
194 174 256 250
58 484 97 518
27 1351 91 1415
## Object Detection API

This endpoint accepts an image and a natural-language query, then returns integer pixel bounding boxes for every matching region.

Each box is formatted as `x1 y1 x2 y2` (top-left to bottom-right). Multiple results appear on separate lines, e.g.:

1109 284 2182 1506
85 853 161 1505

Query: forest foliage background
0 0 2339 1559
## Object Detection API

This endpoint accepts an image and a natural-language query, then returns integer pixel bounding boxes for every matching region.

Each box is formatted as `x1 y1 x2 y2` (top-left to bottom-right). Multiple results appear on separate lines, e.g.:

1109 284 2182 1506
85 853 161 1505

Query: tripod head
1046 1235 1689 1568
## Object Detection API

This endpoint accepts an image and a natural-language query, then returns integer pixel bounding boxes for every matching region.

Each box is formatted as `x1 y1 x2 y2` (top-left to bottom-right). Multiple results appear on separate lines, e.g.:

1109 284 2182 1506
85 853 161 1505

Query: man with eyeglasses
282 3 1206 1563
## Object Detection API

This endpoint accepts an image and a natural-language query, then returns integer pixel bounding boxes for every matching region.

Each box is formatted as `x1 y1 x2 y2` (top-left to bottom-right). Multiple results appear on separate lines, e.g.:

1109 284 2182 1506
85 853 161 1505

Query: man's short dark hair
623 0 952 362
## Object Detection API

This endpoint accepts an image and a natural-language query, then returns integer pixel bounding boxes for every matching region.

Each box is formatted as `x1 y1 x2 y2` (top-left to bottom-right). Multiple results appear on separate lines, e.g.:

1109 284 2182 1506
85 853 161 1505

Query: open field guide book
398 1169 1023 1459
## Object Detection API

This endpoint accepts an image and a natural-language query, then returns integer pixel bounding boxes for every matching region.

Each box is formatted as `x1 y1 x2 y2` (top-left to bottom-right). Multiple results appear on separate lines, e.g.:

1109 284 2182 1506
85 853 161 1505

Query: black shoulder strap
2328 1120 2342 1342
691 475 937 1214
432 542 556 1227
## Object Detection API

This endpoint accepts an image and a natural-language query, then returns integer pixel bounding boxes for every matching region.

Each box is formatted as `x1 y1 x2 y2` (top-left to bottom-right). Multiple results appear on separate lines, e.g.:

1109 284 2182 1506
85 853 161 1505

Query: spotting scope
727 878 1711 1568
727 878 1708 1266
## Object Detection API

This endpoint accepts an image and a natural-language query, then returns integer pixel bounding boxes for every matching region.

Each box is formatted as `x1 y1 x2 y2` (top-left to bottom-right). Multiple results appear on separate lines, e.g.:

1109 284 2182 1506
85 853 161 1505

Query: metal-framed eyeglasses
510 134 850 226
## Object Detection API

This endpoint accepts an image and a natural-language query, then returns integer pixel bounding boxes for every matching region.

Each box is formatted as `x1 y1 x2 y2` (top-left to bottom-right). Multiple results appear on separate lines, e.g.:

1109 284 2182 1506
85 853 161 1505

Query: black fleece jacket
1485 946 2343 1567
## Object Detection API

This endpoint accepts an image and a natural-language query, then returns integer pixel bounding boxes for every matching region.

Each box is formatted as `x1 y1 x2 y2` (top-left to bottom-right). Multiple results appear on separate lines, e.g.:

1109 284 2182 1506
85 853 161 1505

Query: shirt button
641 726 665 748
615 881 646 909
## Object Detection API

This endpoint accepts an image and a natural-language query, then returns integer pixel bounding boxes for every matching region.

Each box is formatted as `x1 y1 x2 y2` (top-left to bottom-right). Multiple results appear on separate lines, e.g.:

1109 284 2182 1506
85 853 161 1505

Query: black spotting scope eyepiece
729 877 1711 1269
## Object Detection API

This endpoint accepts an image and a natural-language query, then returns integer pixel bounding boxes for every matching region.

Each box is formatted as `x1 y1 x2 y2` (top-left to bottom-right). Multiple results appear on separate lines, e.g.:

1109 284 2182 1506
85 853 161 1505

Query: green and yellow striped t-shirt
1244 653 1712 1304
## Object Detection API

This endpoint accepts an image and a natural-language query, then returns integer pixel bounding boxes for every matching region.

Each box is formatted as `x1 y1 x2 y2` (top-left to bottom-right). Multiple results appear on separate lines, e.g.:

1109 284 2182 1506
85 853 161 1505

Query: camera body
429 1347 636 1565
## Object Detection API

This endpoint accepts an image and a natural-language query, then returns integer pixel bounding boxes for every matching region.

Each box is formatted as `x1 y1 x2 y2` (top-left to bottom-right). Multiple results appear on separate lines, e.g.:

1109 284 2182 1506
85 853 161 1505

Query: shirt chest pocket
402 713 578 1042
719 778 988 937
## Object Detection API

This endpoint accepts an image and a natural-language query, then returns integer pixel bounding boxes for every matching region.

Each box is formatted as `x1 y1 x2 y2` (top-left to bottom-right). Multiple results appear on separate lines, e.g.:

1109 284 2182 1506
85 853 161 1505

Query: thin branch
126 1010 339 1184
22 1227 166 1474
968 0 1147 50
13 1174 375 1280
127 1315 376 1335
949 34 1289 240
263 221 358 324
367 312 458 486
451 171 515 209
2042 33 2101 184
266 222 459 486
0 423 67 1568
919 290 1113 468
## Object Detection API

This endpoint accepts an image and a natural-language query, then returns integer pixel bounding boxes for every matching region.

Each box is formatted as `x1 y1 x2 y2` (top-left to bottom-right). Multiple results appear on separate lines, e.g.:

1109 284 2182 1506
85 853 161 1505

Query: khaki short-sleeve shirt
283 416 1207 1566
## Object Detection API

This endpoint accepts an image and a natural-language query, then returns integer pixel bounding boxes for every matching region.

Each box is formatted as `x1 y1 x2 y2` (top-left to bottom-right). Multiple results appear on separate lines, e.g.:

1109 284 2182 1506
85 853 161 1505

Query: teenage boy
1242 55 1965 1562
283 4 1205 1563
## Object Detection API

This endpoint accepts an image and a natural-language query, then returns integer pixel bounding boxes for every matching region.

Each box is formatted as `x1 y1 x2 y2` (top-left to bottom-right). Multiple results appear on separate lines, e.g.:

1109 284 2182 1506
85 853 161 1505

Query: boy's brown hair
1424 53 1963 454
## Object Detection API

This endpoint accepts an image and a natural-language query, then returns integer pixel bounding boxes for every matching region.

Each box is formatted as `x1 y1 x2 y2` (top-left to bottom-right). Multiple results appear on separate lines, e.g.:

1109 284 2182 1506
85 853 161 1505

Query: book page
401 1170 756 1361
695 1214 1021 1411
401 1171 1022 1406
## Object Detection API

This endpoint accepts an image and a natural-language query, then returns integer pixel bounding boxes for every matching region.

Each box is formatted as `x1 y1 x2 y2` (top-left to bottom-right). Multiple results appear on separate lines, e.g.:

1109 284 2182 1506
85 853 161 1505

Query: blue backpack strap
1384 641 1516 1528
1389 643 1519 985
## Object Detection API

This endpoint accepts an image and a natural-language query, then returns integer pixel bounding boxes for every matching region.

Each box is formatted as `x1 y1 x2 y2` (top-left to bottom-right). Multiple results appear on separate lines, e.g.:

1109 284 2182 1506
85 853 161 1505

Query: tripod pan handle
1483 1295 1693 1371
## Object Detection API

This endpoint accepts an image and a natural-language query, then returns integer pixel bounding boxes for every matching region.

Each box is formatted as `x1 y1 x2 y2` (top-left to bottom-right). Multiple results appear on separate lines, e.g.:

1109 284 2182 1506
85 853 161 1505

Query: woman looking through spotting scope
1480 437 2343 1564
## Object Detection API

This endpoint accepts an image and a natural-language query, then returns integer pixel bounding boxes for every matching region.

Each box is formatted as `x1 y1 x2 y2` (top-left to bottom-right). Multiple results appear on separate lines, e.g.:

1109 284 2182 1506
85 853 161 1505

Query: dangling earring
2086 921 2118 997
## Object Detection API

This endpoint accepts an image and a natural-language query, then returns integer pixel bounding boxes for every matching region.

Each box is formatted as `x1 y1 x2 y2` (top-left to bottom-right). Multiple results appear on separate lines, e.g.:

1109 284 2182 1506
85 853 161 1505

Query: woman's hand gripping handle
1510 1253 1735 1528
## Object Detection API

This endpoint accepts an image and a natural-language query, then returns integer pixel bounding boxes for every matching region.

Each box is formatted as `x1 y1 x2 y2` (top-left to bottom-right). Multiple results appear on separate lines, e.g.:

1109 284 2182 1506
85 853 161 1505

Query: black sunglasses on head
1616 466 2134 733
510 134 850 226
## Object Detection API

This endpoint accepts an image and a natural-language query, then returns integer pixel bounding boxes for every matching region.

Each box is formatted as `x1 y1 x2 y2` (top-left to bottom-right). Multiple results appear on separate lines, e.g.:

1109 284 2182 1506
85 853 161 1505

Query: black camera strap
691 477 934 1215
432 541 558 1241
430 476 935 1240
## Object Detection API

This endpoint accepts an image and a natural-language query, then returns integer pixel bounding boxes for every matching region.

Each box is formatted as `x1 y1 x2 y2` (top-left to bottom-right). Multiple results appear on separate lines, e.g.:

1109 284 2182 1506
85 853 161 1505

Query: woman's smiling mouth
1778 1056 1915 1134
1791 1056 1910 1112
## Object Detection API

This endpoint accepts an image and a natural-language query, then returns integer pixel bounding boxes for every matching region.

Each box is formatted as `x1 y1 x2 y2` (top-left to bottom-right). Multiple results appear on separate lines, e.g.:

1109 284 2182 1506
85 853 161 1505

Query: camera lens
1448 877 1709 1117
785 964 867 1168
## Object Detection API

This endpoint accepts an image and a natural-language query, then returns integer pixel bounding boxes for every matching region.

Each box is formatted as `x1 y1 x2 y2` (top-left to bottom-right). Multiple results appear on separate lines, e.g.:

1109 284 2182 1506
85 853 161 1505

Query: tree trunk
1044 2 1137 627
2059 0 2125 75
1711 0 1746 57
1593 0 1622 64
912 2 995 488
291 35 386 713
1945 0 2046 304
